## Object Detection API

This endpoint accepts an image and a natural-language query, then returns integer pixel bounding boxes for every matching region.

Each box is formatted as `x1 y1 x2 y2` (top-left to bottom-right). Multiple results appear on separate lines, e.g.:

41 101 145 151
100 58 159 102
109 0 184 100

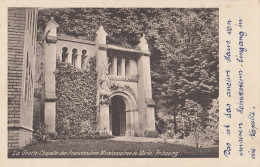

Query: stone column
67 48 72 64
44 17 59 135
129 59 137 77
119 109 126 136
125 110 135 136
137 34 157 137
77 51 82 69
95 26 112 135
125 110 132 136
99 104 112 135
112 57 117 75
130 110 134 136
121 58 126 76
146 107 156 130
134 110 139 135
96 26 108 73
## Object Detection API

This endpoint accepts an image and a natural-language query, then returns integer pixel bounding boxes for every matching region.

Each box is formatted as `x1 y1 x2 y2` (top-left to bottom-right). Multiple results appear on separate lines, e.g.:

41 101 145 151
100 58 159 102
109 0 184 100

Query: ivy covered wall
55 56 97 136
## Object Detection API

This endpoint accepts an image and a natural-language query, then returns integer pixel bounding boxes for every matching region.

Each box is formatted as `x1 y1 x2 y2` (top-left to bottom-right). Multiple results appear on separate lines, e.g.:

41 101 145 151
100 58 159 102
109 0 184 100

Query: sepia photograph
8 7 219 158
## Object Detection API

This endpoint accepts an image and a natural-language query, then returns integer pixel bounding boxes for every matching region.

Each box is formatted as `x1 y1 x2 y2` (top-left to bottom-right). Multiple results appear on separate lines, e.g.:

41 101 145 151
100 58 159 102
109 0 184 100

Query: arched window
81 49 87 69
72 48 78 67
62 47 68 62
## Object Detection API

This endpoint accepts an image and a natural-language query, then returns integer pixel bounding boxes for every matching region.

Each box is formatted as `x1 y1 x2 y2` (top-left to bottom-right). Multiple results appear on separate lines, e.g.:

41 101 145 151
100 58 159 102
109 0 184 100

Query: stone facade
8 8 38 151
7 8 156 152
42 18 157 137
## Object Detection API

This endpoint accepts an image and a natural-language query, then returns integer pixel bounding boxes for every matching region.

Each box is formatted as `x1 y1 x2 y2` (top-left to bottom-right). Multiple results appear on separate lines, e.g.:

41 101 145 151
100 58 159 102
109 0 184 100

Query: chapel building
43 18 157 137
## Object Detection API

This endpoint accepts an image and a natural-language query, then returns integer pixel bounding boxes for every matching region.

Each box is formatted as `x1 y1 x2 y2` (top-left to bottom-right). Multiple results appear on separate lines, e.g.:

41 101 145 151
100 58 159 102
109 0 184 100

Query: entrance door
110 96 126 136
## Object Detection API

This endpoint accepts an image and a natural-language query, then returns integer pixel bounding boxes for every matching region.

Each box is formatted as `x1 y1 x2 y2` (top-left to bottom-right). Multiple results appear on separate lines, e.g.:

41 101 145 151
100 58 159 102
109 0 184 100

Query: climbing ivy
55 56 97 136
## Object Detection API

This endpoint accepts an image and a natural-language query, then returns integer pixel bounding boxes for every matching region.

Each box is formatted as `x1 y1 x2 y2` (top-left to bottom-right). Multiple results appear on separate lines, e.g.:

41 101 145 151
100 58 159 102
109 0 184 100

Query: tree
38 8 219 140
181 99 205 147
205 98 219 145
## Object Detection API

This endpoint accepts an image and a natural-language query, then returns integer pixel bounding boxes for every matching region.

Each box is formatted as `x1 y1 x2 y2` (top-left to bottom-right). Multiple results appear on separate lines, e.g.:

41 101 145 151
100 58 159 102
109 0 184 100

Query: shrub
180 99 205 147
204 98 219 145
33 122 49 142
156 118 168 134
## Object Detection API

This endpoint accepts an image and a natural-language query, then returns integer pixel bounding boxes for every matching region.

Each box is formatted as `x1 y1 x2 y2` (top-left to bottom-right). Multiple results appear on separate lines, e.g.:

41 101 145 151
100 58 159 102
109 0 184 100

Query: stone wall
33 42 45 130
8 8 38 151
38 18 157 138
8 8 26 130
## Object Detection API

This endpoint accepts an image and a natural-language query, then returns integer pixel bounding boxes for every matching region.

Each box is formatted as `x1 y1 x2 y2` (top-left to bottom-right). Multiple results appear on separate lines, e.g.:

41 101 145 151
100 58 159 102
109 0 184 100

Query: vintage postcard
0 0 259 166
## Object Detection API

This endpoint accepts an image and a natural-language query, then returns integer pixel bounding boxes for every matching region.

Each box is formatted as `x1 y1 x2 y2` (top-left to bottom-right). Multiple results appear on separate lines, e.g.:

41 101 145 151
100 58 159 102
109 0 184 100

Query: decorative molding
99 94 110 106
45 93 57 102
110 83 136 99
8 124 34 132
98 44 107 50
125 110 138 112
141 52 151 57
145 98 156 107
107 44 140 54
45 97 57 102
108 75 138 82
57 35 95 45
46 35 58 44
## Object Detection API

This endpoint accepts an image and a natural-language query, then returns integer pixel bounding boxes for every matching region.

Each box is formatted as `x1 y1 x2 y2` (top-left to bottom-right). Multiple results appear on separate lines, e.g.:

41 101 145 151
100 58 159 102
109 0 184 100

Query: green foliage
204 98 219 145
181 100 204 147
55 56 97 137
33 122 49 142
38 8 218 143
156 118 168 134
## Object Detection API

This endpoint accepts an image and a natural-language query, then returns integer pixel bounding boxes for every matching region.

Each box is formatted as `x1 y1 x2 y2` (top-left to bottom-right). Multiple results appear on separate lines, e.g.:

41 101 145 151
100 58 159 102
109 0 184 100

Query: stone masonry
8 8 38 152
42 18 157 137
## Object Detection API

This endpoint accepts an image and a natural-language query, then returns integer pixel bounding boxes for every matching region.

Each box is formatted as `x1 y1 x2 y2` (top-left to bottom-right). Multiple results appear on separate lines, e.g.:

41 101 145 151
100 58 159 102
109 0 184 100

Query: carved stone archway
109 91 138 136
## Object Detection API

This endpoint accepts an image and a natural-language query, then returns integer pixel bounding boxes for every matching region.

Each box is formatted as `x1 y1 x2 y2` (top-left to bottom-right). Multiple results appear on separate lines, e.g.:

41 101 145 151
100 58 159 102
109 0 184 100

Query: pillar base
119 132 126 136
98 129 112 136
144 130 158 138
133 130 143 137
125 130 135 136
48 131 57 138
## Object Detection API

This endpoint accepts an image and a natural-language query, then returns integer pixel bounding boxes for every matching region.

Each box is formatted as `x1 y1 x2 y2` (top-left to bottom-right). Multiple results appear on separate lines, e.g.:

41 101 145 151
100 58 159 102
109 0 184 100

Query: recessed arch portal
110 95 126 136
109 91 138 136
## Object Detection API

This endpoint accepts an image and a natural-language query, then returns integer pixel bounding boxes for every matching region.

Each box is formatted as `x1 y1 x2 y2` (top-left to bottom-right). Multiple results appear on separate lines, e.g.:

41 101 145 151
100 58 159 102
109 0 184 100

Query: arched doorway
109 95 126 136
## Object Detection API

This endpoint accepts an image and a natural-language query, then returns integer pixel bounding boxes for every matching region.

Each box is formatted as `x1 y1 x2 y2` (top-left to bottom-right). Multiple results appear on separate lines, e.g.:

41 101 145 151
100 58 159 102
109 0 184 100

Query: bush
156 118 168 134
33 122 49 142
204 98 219 145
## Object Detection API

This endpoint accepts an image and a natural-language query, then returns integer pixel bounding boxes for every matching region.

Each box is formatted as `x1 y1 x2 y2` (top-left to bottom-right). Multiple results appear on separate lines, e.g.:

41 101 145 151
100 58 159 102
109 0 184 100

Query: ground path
107 136 216 148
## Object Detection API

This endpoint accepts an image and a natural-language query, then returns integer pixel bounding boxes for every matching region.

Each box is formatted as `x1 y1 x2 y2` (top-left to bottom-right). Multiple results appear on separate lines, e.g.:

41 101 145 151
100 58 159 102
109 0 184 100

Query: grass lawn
9 139 218 158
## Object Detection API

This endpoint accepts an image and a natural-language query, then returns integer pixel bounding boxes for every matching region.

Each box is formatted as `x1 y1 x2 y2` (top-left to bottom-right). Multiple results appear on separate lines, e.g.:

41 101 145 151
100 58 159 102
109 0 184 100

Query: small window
72 48 78 67
62 47 68 62
81 50 87 69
